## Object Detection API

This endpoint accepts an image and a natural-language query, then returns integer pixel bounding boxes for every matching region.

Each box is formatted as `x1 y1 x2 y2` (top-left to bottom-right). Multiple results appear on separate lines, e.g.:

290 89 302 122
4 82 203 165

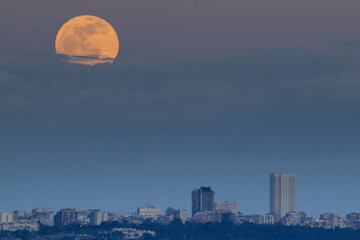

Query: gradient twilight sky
1 0 360 218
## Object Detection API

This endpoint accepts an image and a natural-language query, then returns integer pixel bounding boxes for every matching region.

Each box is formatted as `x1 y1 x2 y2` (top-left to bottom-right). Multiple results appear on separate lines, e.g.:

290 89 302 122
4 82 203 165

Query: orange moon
55 15 119 65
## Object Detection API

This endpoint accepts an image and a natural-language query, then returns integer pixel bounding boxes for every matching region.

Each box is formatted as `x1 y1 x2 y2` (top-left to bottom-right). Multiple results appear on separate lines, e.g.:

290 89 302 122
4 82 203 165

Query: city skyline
0 173 354 219
0 181 359 231
1 0 360 220
1 205 359 239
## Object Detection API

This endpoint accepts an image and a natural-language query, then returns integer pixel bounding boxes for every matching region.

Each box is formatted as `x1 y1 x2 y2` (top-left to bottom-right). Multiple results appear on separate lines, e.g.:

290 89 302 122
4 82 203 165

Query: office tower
54 208 78 226
191 186 215 217
270 173 295 217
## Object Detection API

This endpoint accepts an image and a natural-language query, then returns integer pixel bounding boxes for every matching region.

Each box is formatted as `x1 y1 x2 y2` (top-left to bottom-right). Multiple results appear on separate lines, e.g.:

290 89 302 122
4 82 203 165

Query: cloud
279 73 360 104
1 50 360 129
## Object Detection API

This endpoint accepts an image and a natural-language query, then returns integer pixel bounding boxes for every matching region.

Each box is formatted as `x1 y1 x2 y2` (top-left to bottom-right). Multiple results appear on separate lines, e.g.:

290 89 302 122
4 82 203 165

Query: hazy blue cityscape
2 0 360 239
0 173 359 239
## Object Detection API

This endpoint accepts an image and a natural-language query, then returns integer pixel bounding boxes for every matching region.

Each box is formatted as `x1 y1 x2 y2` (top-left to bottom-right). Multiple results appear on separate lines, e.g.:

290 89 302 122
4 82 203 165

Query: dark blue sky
0 0 360 217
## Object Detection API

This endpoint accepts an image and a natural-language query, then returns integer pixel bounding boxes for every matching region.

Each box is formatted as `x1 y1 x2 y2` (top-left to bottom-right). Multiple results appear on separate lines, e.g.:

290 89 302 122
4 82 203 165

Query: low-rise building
320 213 344 229
238 214 261 224
175 209 188 223
215 202 238 215
346 213 360 229
165 208 187 223
259 214 275 225
191 212 215 223
281 211 306 226
0 221 39 232
13 211 26 220
215 211 236 223
165 208 177 217
137 206 162 219
30 208 54 226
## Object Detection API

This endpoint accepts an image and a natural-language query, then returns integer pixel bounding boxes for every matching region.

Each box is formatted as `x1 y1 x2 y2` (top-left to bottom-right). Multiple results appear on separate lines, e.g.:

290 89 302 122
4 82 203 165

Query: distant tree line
137 220 360 240
1 220 360 240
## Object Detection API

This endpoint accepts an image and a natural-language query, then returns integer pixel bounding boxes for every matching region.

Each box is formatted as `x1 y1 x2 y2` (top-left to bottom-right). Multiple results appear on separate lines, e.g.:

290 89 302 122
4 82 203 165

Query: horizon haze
0 0 360 218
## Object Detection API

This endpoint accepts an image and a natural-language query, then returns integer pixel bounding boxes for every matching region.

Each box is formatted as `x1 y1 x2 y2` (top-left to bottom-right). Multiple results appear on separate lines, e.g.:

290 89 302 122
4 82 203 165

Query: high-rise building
89 210 108 225
54 208 78 226
270 173 295 217
192 187 215 217
0 213 13 224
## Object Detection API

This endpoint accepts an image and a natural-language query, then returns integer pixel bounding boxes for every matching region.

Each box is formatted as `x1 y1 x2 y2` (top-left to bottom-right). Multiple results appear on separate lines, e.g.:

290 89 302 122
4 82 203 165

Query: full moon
55 15 119 65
